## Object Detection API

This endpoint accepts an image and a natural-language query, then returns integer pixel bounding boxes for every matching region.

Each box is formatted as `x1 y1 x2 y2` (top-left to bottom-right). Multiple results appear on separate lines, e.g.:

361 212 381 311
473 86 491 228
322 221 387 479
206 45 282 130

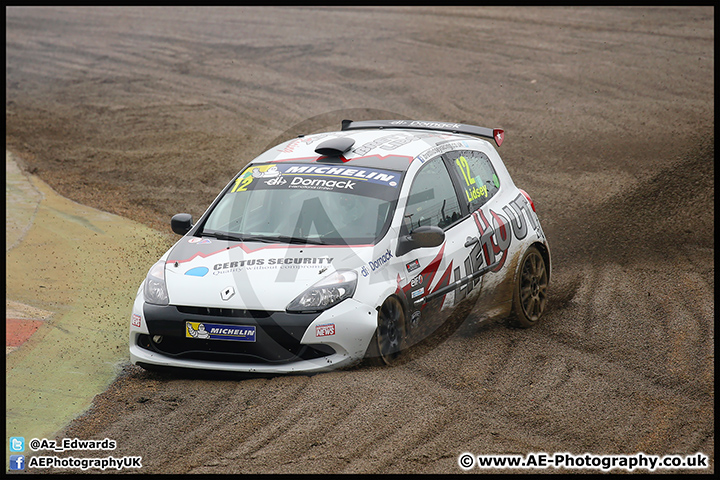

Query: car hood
163 238 375 310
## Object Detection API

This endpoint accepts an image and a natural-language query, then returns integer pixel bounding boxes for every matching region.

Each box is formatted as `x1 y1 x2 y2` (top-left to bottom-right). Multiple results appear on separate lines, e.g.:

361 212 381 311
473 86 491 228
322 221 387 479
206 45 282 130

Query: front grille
176 305 271 319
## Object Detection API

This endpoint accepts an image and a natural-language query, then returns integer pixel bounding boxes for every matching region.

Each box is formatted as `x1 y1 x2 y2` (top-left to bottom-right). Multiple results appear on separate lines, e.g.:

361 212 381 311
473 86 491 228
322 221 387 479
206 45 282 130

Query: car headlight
286 270 357 313
143 260 169 306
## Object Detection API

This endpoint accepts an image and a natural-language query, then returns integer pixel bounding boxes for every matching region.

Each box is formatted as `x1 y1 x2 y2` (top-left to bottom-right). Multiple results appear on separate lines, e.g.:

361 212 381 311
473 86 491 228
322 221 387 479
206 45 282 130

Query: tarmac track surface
5 7 714 474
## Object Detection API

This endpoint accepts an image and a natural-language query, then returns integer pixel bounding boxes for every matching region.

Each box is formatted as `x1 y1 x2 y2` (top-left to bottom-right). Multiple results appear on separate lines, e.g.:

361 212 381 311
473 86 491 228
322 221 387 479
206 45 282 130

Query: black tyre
509 245 548 328
365 296 407 366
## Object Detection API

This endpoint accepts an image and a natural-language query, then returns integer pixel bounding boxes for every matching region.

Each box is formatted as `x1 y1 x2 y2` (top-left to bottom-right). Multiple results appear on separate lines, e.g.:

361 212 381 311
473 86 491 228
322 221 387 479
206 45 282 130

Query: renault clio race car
129 119 551 374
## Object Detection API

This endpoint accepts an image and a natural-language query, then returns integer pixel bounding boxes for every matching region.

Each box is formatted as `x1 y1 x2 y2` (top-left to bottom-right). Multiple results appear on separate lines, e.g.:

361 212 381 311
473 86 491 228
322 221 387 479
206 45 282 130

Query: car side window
448 150 500 212
402 156 462 233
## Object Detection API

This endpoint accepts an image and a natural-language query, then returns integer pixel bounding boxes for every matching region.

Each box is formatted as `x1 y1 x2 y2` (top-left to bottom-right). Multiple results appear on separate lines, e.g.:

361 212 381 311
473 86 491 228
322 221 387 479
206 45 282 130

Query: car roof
251 120 504 172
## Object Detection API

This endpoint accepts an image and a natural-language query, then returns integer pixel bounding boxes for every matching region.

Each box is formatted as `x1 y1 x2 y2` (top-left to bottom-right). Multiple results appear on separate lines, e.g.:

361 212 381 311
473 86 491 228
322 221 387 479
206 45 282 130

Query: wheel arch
388 290 411 321
532 241 551 284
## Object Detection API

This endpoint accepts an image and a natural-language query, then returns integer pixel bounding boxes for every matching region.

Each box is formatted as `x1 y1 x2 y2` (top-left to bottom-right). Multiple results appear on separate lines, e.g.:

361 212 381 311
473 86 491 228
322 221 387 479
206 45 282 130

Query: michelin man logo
251 165 280 178
187 323 210 339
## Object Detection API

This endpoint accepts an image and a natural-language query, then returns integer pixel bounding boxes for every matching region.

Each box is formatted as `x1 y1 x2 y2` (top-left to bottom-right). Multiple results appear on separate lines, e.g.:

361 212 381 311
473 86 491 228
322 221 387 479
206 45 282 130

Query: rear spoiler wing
341 119 504 147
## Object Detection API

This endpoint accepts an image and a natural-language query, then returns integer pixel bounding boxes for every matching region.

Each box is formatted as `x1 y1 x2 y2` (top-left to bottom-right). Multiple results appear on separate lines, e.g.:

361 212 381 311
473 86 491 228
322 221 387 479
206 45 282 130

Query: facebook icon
10 455 25 470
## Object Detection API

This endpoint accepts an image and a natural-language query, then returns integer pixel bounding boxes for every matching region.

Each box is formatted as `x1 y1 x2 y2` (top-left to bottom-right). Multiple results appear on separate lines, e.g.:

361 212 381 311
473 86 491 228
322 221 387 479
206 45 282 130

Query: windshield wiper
274 235 327 245
243 234 326 245
200 231 245 242
201 231 327 245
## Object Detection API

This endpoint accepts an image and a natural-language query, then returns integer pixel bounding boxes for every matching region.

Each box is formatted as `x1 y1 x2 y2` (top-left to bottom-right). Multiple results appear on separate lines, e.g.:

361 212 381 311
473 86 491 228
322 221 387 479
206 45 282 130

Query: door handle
464 236 479 248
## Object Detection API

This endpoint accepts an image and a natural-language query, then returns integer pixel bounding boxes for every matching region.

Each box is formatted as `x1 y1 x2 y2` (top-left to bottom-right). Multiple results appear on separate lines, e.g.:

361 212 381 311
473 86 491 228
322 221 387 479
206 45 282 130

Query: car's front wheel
365 296 407 366
509 245 548 328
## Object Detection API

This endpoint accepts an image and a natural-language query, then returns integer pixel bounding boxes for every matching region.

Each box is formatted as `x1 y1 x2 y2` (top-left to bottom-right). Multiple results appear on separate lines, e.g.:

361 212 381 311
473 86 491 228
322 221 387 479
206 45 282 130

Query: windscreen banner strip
233 163 401 200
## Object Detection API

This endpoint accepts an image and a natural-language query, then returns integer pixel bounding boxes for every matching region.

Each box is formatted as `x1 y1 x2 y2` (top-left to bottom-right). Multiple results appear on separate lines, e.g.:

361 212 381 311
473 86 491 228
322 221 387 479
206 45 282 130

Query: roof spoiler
341 119 504 147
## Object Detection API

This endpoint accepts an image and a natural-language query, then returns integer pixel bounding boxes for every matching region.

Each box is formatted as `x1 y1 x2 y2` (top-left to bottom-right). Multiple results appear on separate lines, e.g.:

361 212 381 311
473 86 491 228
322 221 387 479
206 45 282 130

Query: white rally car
129 120 550 374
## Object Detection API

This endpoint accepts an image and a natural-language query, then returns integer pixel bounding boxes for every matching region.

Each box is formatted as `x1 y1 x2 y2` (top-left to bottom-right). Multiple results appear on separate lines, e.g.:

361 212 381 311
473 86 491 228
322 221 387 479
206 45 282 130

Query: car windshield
200 162 403 245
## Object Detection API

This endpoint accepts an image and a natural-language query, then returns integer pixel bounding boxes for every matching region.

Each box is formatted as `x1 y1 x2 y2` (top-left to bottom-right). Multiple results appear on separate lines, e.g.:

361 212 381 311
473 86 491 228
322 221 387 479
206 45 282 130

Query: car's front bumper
129 297 378 374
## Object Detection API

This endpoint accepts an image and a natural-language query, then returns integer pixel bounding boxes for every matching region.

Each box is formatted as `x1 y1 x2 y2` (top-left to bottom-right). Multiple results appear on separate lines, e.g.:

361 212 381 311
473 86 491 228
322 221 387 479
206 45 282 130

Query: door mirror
171 213 193 235
396 226 445 256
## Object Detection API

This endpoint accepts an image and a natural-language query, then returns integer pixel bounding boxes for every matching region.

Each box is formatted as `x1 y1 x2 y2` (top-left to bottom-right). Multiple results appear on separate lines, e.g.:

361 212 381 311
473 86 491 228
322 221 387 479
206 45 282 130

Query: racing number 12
455 156 475 186
231 176 253 193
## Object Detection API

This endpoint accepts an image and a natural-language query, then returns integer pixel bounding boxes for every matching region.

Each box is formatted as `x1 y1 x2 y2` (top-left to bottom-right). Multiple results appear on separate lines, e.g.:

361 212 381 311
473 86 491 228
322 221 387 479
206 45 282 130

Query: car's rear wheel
365 296 407 366
509 245 548 328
